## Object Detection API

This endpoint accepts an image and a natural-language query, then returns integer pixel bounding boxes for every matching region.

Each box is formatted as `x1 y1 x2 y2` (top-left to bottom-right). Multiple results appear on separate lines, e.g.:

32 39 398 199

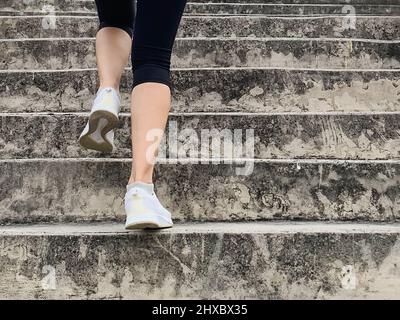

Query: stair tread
1 68 398 114
2 36 398 70
1 219 400 299
2 221 400 235
2 15 399 41
0 158 399 224
1 112 400 160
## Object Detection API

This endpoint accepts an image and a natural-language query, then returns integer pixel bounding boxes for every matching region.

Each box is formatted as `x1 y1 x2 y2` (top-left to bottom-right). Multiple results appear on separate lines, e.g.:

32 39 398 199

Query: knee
96 0 135 38
98 22 133 39
131 45 172 89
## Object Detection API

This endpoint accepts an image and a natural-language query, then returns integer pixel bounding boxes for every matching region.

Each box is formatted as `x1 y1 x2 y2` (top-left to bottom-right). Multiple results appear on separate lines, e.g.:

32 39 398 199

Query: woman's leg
130 83 171 183
96 28 131 90
129 0 187 184
94 0 135 90
79 1 135 152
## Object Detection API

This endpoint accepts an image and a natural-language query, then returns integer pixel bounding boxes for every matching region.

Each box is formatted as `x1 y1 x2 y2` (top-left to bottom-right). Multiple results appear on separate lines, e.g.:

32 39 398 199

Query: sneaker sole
125 213 173 230
79 110 118 153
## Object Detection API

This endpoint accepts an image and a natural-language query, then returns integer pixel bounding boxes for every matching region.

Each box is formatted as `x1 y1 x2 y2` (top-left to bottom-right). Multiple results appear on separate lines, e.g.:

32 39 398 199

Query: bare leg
127 0 187 185
96 27 131 90
129 83 171 184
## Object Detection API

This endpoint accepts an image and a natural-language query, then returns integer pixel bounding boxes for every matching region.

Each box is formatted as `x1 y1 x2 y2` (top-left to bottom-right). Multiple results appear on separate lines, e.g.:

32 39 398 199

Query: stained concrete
183 3 400 16
0 159 399 224
1 0 400 300
2 38 400 70
1 113 400 160
1 16 400 40
0 222 400 299
2 2 400 16
2 0 398 11
1 69 399 113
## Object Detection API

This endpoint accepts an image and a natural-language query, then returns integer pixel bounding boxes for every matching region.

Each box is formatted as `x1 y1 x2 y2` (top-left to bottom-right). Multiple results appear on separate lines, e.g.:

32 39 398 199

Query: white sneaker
79 87 121 153
124 182 173 230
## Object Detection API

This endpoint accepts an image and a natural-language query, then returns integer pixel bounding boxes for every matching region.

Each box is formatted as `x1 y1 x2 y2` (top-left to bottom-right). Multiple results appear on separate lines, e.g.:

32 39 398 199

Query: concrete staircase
0 0 399 299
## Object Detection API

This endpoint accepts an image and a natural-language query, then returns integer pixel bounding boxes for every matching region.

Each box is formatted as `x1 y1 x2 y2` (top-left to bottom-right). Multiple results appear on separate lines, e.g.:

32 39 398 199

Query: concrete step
2 0 400 16
2 4 400 16
0 221 400 299
1 112 399 160
1 69 399 113
176 3 400 16
2 16 399 40
2 38 399 70
1 0 94 12
0 159 399 224
2 0 399 11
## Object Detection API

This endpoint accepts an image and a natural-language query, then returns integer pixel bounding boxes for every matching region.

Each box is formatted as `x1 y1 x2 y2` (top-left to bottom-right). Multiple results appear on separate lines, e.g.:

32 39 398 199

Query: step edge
1 158 400 164
2 66 400 73
1 221 400 236
2 37 400 43
2 111 400 117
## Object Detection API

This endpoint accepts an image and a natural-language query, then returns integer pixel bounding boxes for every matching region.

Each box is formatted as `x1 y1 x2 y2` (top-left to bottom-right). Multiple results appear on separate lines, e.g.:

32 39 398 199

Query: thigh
95 0 136 36
133 0 187 50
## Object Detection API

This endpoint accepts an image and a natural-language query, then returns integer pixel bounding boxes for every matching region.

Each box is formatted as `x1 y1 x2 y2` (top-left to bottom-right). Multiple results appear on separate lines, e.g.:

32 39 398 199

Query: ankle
128 177 153 185
98 84 119 92
129 167 154 185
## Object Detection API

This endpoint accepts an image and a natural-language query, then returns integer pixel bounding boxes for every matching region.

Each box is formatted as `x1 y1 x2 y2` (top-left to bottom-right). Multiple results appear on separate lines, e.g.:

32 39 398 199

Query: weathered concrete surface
1 69 399 113
0 222 400 299
184 4 400 16
155 16 400 40
2 0 398 11
1 0 399 301
0 159 399 224
2 38 399 70
2 16 399 40
1 0 96 12
1 113 400 160
2 2 400 16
